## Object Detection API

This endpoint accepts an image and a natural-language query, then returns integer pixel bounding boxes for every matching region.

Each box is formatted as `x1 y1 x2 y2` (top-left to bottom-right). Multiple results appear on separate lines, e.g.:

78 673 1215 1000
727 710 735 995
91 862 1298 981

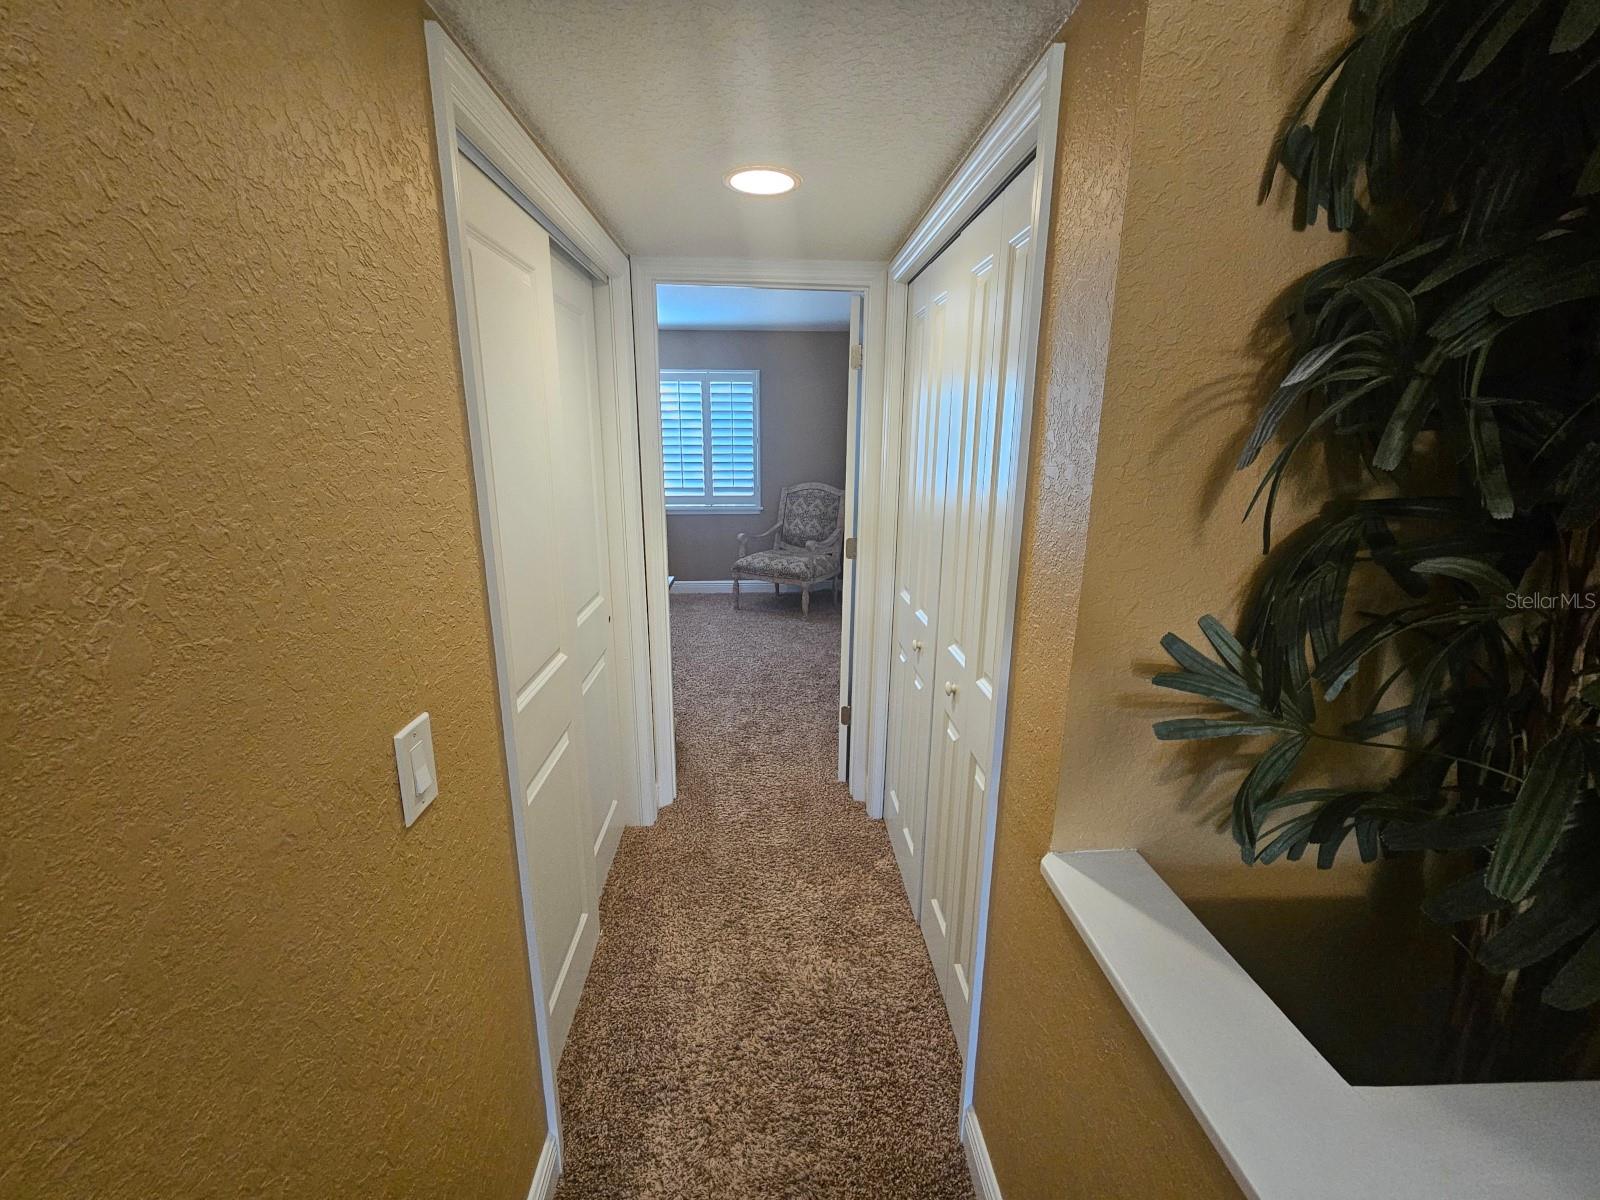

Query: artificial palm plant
1153 0 1600 1080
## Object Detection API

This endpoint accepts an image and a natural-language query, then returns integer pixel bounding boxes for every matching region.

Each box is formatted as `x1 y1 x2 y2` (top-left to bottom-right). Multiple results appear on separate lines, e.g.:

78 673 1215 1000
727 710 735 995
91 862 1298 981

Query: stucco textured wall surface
1 1 545 1194
660 329 849 581
974 0 1352 1195
1051 0 1352 867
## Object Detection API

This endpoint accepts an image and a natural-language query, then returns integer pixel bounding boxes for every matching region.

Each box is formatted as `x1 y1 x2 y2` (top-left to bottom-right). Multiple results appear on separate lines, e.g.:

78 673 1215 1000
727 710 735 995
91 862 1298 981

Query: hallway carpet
552 590 973 1200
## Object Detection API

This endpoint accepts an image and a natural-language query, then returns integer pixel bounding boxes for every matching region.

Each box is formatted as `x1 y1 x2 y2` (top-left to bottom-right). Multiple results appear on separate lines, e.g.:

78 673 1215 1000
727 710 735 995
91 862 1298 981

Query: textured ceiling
434 0 1073 260
657 285 852 330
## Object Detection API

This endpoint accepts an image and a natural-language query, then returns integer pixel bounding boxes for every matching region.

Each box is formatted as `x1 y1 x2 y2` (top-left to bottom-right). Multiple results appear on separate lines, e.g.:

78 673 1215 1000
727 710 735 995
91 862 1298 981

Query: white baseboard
668 579 735 593
527 1134 559 1200
962 1107 1002 1200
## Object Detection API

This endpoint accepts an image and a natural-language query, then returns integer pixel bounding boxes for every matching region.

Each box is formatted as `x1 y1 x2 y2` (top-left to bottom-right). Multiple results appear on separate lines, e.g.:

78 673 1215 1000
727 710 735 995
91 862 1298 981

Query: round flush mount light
725 166 801 196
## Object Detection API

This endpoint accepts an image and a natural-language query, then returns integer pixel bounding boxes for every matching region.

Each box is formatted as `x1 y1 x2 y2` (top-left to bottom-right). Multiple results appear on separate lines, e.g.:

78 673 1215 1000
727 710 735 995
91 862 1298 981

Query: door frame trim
878 43 1066 1115
424 19 655 1166
630 258 890 814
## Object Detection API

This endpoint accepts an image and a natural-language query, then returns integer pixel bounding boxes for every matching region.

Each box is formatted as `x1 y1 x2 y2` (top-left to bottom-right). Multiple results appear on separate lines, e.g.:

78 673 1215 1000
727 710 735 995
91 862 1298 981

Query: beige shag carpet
552 589 972 1199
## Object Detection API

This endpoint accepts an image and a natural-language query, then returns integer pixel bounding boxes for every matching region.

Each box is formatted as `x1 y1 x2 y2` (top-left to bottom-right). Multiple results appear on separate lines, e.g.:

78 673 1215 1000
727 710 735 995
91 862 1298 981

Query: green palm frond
1152 0 1600 1061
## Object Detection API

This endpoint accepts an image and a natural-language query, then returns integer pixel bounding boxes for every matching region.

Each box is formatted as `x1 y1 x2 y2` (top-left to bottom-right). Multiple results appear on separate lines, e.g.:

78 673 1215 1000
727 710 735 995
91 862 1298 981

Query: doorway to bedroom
653 283 864 783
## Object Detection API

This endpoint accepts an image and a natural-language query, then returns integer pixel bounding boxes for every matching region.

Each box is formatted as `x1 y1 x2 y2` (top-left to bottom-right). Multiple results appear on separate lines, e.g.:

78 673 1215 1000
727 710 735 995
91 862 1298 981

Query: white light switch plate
394 712 439 827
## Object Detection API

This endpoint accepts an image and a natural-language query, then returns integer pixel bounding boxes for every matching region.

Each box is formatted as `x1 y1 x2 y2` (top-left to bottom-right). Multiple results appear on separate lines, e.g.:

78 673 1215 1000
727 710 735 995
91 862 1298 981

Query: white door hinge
844 536 857 560
849 343 863 370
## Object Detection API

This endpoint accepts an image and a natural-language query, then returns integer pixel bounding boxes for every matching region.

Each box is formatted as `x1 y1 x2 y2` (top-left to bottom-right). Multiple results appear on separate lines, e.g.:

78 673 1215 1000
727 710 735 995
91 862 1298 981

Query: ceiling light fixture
725 166 800 196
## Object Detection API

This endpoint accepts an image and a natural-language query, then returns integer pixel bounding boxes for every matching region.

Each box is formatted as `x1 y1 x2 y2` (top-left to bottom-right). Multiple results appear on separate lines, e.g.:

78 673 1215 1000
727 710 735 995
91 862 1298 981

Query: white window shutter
659 375 706 499
708 375 757 500
660 369 759 510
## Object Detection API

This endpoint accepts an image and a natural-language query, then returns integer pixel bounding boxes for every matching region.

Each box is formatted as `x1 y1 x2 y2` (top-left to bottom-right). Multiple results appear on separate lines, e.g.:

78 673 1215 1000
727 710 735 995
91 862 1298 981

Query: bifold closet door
882 159 1039 1048
884 252 963 908
918 161 1038 1049
456 155 600 1064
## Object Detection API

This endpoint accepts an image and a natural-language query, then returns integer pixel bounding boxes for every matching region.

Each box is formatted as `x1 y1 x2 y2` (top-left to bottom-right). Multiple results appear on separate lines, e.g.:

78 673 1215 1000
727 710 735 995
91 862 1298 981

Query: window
660 369 760 513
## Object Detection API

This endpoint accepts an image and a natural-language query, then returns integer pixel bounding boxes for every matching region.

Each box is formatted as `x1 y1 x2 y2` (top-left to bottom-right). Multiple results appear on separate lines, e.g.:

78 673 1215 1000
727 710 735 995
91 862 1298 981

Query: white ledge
1041 850 1600 1199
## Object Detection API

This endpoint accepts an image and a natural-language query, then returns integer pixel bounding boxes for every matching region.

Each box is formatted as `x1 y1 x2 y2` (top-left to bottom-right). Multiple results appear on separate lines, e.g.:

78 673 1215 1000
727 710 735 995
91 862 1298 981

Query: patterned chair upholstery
731 482 845 618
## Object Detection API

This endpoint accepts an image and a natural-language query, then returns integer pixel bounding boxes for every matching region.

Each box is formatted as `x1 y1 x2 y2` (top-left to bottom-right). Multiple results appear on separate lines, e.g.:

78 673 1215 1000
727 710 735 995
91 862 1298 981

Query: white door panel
457 155 600 1065
883 273 954 908
918 193 1002 1034
885 641 933 886
551 251 626 886
522 731 591 1017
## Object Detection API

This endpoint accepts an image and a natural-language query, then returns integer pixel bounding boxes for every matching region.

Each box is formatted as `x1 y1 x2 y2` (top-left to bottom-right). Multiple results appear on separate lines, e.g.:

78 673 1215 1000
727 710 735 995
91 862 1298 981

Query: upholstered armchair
731 482 844 618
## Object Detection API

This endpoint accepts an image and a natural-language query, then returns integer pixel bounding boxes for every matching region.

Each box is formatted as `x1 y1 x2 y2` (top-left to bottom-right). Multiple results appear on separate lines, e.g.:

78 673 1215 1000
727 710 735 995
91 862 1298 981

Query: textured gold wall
1 1 545 1194
974 0 1353 1195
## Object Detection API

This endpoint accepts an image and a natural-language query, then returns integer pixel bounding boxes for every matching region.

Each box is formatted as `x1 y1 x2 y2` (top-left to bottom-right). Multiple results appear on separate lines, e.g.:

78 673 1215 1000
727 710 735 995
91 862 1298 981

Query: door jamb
630 260 890 814
878 44 1066 1117
423 19 656 1167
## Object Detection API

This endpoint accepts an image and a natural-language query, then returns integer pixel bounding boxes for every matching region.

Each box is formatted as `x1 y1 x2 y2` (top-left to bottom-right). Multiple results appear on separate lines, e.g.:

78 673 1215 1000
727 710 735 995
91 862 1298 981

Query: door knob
912 639 924 653
944 681 958 696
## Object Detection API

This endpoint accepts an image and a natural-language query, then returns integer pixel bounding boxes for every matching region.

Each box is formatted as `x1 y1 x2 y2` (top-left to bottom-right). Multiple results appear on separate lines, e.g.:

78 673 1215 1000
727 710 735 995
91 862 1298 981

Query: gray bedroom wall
660 329 849 581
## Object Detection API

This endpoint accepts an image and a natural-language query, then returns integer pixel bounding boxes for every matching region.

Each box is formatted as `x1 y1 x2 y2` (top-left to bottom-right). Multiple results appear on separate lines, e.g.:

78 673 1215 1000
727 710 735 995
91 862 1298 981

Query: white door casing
837 293 866 782
457 157 601 1065
629 259 890 815
551 251 627 886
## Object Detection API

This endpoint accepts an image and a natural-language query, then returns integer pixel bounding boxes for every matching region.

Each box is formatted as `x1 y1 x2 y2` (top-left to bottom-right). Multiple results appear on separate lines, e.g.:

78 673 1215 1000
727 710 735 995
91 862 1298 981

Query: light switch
409 742 435 798
394 712 439 827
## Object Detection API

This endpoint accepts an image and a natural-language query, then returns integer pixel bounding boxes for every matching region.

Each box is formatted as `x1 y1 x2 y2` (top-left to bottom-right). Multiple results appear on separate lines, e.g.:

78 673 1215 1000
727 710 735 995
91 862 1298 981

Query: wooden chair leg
773 581 781 596
802 585 810 619
733 577 741 609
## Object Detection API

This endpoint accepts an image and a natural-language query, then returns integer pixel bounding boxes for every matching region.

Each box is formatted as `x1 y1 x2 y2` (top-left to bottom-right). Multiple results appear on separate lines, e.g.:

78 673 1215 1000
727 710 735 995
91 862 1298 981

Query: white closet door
883 252 964 909
550 251 626 888
457 155 599 1064
919 162 1038 1048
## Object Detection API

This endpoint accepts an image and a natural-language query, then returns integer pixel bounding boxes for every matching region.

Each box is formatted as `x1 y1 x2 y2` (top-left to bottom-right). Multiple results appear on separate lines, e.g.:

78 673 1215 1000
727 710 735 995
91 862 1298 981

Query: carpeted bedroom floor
552 589 972 1200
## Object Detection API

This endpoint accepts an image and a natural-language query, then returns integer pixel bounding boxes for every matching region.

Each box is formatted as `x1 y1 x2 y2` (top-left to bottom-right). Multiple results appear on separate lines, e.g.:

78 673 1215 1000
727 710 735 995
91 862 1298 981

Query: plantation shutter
659 374 706 501
659 369 760 510
708 374 757 500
